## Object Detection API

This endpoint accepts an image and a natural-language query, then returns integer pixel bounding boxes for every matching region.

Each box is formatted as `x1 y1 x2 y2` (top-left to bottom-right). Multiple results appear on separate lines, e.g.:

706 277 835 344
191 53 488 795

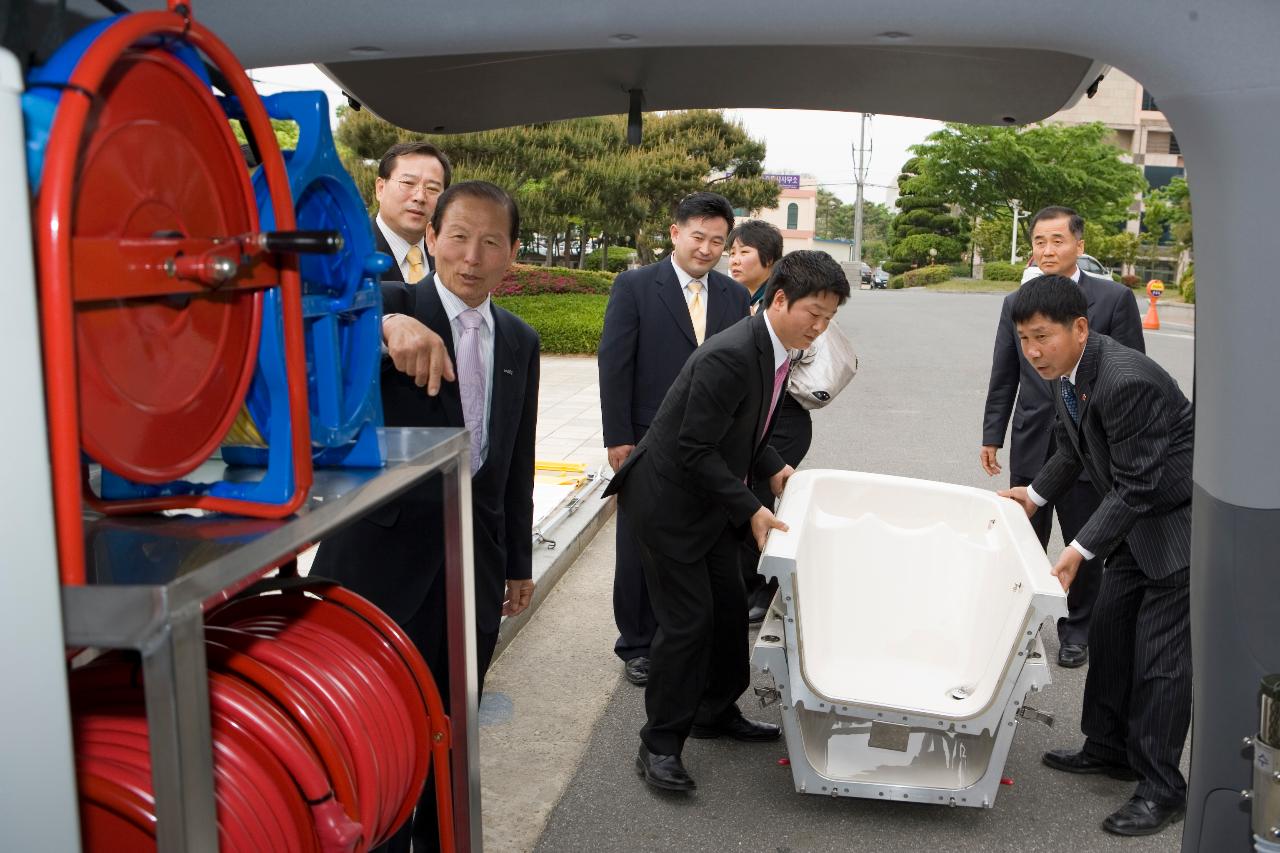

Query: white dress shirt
432 274 495 464
760 309 789 372
375 213 429 282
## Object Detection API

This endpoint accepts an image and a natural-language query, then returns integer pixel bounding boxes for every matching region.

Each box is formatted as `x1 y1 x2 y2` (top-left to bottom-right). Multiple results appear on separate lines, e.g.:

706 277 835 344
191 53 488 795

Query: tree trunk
543 233 556 267
600 234 609 271
576 225 588 269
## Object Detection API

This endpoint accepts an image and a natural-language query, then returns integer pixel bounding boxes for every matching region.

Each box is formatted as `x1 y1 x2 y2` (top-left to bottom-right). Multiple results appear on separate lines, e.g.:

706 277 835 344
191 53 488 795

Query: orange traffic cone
1142 279 1163 330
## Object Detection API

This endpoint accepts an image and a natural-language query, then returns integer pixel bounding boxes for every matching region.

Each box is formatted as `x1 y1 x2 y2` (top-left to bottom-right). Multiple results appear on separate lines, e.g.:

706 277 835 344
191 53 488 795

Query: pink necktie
762 360 790 443
456 309 486 472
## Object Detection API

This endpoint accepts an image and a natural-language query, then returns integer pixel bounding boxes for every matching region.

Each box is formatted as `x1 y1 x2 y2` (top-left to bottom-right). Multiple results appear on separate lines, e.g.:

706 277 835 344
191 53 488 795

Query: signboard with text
763 173 801 189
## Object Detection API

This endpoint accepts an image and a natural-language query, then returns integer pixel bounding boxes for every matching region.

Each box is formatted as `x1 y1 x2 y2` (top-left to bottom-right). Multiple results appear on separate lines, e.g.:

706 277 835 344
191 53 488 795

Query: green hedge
494 294 607 354
1179 264 1195 304
982 261 1022 281
898 266 953 288
584 246 637 274
947 262 972 278
493 263 614 297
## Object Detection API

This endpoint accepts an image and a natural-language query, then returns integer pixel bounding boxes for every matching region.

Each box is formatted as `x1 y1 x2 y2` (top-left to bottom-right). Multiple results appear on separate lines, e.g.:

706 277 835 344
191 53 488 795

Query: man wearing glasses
376 142 459 395
374 141 451 282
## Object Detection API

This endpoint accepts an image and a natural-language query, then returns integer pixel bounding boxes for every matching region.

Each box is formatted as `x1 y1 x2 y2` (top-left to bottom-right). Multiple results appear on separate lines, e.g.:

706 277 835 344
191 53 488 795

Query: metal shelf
63 426 482 852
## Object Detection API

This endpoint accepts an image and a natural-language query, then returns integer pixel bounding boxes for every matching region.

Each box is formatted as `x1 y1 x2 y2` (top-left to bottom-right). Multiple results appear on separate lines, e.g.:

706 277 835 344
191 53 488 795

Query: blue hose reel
222 90 390 469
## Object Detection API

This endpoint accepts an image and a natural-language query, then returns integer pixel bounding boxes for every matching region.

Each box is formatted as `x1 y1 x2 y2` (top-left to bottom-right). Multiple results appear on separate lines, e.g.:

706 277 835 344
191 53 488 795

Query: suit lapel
1074 332 1102 428
751 314 775 452
655 258 699 348
415 282 464 427
706 272 735 335
372 218 405 283
481 309 524 475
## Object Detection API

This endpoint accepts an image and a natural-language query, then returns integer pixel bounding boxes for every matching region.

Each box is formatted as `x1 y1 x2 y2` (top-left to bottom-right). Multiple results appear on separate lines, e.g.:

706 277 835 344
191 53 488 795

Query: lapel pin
503 368 514 375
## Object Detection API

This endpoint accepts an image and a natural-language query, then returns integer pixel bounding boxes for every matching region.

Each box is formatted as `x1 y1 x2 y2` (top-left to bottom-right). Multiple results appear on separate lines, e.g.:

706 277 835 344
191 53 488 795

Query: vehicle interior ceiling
41 0 1107 132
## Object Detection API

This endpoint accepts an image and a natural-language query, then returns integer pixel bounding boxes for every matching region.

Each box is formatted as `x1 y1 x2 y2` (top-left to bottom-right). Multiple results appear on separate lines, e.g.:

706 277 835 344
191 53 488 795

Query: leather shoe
623 656 649 686
748 602 769 625
1102 795 1185 836
1058 643 1089 668
635 745 696 792
689 715 781 742
1042 748 1139 780
748 579 777 625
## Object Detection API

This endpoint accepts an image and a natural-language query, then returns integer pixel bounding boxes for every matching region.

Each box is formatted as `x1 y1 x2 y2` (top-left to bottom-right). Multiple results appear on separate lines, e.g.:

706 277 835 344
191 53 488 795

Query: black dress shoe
748 602 769 625
1042 748 1139 780
623 656 649 686
689 715 781 742
635 745 696 791
1058 643 1089 668
1102 795 1185 836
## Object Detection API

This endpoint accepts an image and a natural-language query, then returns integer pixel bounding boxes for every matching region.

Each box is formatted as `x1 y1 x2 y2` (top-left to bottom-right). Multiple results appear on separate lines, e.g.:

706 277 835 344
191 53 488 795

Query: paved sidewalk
535 355 605 469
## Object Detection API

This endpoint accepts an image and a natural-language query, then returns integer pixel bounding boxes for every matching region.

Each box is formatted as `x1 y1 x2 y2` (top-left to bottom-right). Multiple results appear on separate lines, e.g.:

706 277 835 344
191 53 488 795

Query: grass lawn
493 293 608 354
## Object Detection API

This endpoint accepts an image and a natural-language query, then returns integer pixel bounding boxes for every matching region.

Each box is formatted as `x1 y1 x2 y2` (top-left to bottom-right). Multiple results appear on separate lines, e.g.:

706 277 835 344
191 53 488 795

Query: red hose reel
69 581 454 852
34 2 314 586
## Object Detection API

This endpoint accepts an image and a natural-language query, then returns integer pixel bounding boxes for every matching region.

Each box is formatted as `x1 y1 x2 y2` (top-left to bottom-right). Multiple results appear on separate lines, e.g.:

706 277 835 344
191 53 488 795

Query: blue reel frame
222 90 389 470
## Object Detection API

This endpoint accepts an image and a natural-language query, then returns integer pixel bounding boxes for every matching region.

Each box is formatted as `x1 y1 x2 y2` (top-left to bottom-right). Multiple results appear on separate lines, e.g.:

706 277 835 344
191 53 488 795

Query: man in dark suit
605 251 850 792
372 141 451 282
999 275 1192 838
981 206 1145 668
373 141 459 397
598 192 750 687
314 180 539 852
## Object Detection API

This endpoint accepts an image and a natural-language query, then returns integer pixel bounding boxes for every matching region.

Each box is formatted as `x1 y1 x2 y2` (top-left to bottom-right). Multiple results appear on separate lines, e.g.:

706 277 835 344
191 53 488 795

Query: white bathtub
751 469 1067 808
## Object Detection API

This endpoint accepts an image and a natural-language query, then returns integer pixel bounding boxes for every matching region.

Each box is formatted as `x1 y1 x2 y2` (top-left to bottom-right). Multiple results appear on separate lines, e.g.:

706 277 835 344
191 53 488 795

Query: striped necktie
405 244 426 284
1060 377 1080 424
688 280 706 344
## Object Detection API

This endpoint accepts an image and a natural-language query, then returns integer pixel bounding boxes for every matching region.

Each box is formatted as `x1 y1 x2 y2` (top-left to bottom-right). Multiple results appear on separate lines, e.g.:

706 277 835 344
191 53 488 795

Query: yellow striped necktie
405 244 426 284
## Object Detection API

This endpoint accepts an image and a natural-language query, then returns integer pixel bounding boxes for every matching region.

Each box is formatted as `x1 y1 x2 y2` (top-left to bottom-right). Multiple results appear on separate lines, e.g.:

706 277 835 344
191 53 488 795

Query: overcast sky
249 65 942 208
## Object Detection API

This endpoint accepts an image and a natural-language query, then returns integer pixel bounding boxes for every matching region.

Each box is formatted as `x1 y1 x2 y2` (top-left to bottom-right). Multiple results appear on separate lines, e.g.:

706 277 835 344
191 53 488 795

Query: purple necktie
456 308 486 473
762 359 790 443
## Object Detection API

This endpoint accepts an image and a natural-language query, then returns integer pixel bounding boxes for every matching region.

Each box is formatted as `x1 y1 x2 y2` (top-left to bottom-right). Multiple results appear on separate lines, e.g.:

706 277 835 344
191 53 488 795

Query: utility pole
1009 199 1023 264
852 113 871 274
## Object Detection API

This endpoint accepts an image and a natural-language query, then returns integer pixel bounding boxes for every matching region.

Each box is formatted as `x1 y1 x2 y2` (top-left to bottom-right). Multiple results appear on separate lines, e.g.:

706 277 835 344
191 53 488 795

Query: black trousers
741 398 812 592
637 523 751 756
380 570 500 853
1081 549 1192 807
1013 473 1103 646
613 424 656 662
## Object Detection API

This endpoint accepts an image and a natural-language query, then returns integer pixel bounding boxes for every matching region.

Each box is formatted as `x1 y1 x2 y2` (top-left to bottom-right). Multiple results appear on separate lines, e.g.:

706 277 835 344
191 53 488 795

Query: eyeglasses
391 177 444 195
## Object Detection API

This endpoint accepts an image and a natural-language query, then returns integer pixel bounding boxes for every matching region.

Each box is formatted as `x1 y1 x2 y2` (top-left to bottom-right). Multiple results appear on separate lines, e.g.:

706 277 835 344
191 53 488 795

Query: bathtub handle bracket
1016 705 1054 727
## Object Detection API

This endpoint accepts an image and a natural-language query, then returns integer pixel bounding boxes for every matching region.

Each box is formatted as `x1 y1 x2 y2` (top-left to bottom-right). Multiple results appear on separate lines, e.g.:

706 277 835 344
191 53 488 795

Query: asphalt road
529 289 1195 853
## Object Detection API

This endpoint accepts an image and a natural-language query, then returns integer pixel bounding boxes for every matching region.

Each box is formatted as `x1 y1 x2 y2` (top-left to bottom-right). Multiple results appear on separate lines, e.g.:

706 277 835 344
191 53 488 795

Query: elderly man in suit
315 180 539 853
598 191 750 687
981 206 1145 669
1000 275 1193 838
605 251 850 792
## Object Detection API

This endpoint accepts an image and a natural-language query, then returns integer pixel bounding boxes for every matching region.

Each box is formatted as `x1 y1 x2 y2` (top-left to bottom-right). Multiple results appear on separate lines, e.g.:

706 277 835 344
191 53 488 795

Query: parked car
859 262 874 285
872 268 890 289
1076 253 1111 278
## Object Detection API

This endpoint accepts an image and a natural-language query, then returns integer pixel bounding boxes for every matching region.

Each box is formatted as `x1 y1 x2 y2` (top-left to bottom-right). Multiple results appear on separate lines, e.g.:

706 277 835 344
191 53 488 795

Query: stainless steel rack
63 426 481 852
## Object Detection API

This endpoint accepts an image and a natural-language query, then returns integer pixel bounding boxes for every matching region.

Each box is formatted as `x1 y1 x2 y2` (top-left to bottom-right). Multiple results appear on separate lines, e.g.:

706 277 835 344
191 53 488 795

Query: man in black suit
314 181 539 852
605 251 850 792
373 141 459 397
981 206 1145 668
598 192 750 687
372 141 450 282
999 276 1192 838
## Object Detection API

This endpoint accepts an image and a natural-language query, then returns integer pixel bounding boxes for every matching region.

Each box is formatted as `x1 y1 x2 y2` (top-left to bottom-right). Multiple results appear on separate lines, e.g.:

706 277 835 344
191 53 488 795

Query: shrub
492 263 614 297
493 294 608 354
1179 264 1195 304
888 275 906 289
900 265 953 288
947 262 971 279
982 261 1022 281
584 246 636 274
1120 274 1141 287
883 260 913 276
